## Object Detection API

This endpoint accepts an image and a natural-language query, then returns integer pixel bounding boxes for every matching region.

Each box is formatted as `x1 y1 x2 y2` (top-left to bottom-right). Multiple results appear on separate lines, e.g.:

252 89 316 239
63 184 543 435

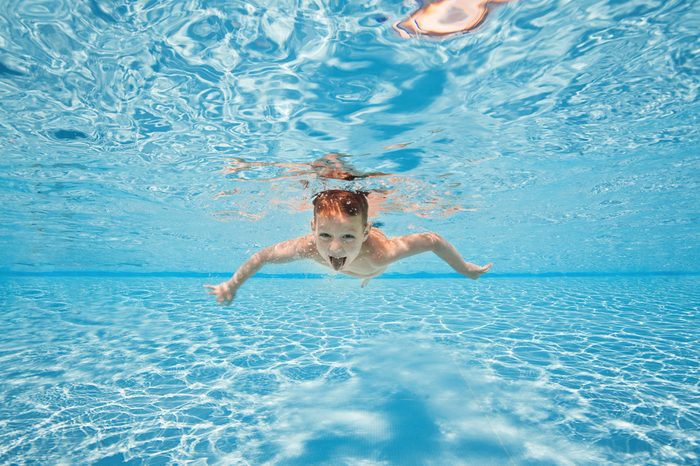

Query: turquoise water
1 277 698 464
1 0 699 464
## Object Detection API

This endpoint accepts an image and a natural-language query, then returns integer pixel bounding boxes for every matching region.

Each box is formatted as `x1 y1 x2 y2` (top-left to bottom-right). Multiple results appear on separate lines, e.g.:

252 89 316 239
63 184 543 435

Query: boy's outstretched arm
204 236 314 304
387 233 492 279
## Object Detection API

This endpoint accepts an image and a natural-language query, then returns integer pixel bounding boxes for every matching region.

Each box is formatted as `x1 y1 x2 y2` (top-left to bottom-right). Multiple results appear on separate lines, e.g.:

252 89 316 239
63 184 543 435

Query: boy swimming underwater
205 190 492 304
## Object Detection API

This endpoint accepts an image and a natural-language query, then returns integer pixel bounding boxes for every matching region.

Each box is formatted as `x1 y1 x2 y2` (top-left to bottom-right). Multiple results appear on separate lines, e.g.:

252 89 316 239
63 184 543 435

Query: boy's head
312 189 369 225
311 190 370 271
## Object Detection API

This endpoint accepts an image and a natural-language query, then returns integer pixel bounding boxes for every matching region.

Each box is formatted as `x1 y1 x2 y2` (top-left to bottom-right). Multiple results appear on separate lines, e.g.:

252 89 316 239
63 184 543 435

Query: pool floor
1 276 698 464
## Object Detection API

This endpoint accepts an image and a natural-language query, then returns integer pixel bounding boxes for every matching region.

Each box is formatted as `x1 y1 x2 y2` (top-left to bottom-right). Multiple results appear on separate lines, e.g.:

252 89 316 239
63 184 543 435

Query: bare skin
394 0 513 39
204 212 492 305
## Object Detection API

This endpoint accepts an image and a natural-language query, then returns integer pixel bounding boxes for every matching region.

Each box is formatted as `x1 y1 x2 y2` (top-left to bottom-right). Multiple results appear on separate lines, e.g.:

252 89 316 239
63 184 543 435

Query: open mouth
329 256 347 271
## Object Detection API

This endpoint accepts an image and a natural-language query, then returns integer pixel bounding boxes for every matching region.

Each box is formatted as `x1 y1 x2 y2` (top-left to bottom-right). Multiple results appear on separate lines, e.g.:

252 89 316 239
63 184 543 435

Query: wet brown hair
312 190 369 225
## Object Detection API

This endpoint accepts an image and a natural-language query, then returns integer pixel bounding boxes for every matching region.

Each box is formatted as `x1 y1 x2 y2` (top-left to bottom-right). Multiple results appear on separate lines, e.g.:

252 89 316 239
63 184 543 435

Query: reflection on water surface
395 0 514 38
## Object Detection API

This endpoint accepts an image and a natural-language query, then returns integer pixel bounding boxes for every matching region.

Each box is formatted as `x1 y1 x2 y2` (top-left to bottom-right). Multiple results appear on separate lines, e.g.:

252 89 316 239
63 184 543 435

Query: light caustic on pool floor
0 277 698 464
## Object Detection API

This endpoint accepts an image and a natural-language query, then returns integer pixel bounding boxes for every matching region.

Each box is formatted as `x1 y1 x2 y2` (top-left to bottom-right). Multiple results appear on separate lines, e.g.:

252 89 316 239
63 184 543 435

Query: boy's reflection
224 152 390 183
217 151 469 220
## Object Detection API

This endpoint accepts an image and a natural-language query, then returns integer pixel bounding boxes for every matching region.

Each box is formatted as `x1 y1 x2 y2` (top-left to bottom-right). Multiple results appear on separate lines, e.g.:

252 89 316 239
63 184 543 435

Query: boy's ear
363 222 371 238
310 218 316 231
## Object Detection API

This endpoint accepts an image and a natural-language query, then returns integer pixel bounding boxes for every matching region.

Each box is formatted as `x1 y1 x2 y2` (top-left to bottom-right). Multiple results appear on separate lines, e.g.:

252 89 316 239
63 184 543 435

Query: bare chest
309 251 387 278
339 255 388 278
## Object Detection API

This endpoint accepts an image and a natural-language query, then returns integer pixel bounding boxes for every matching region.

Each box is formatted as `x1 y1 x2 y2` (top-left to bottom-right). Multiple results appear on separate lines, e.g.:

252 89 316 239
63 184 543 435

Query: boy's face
312 212 369 271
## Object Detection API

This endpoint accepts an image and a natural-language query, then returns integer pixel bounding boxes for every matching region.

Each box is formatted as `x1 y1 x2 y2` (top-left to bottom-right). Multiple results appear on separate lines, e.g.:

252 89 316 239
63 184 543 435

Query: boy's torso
303 229 392 278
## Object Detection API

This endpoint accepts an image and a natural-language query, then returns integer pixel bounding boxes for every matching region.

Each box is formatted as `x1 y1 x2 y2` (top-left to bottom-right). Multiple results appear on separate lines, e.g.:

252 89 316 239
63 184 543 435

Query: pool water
1 276 698 464
1 0 699 464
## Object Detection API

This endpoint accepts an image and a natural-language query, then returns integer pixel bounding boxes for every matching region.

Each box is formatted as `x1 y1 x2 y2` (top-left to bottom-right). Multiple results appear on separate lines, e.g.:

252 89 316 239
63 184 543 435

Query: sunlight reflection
261 335 603 465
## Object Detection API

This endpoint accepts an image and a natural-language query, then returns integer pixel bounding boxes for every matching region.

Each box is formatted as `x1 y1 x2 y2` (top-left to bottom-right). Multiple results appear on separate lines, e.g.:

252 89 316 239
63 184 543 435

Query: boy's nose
329 240 344 254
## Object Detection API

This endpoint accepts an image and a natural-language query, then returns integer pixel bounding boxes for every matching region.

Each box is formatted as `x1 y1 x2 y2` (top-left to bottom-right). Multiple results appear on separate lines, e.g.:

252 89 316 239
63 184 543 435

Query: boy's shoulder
364 228 393 256
294 234 318 255
367 227 389 241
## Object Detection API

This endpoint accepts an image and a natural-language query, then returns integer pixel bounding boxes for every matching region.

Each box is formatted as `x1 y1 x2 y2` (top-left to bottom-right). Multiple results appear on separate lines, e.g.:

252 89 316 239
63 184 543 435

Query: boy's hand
204 281 237 305
465 263 492 279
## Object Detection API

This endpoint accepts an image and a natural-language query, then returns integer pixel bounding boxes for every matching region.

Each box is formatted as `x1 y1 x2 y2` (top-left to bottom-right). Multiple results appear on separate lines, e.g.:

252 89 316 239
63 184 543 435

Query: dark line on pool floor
1 271 699 279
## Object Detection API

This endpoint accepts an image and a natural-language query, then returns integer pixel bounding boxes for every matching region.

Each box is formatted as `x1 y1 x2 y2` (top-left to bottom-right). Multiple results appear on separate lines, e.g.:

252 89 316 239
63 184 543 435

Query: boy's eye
342 234 355 241
319 233 331 239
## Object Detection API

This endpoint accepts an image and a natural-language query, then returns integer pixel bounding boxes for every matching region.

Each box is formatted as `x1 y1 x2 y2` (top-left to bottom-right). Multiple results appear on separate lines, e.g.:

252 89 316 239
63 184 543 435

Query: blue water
1 277 698 464
1 0 699 464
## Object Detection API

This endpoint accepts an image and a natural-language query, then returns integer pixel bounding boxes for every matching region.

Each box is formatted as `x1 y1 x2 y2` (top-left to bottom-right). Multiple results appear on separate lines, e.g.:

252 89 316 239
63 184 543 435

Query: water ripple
1 0 698 273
